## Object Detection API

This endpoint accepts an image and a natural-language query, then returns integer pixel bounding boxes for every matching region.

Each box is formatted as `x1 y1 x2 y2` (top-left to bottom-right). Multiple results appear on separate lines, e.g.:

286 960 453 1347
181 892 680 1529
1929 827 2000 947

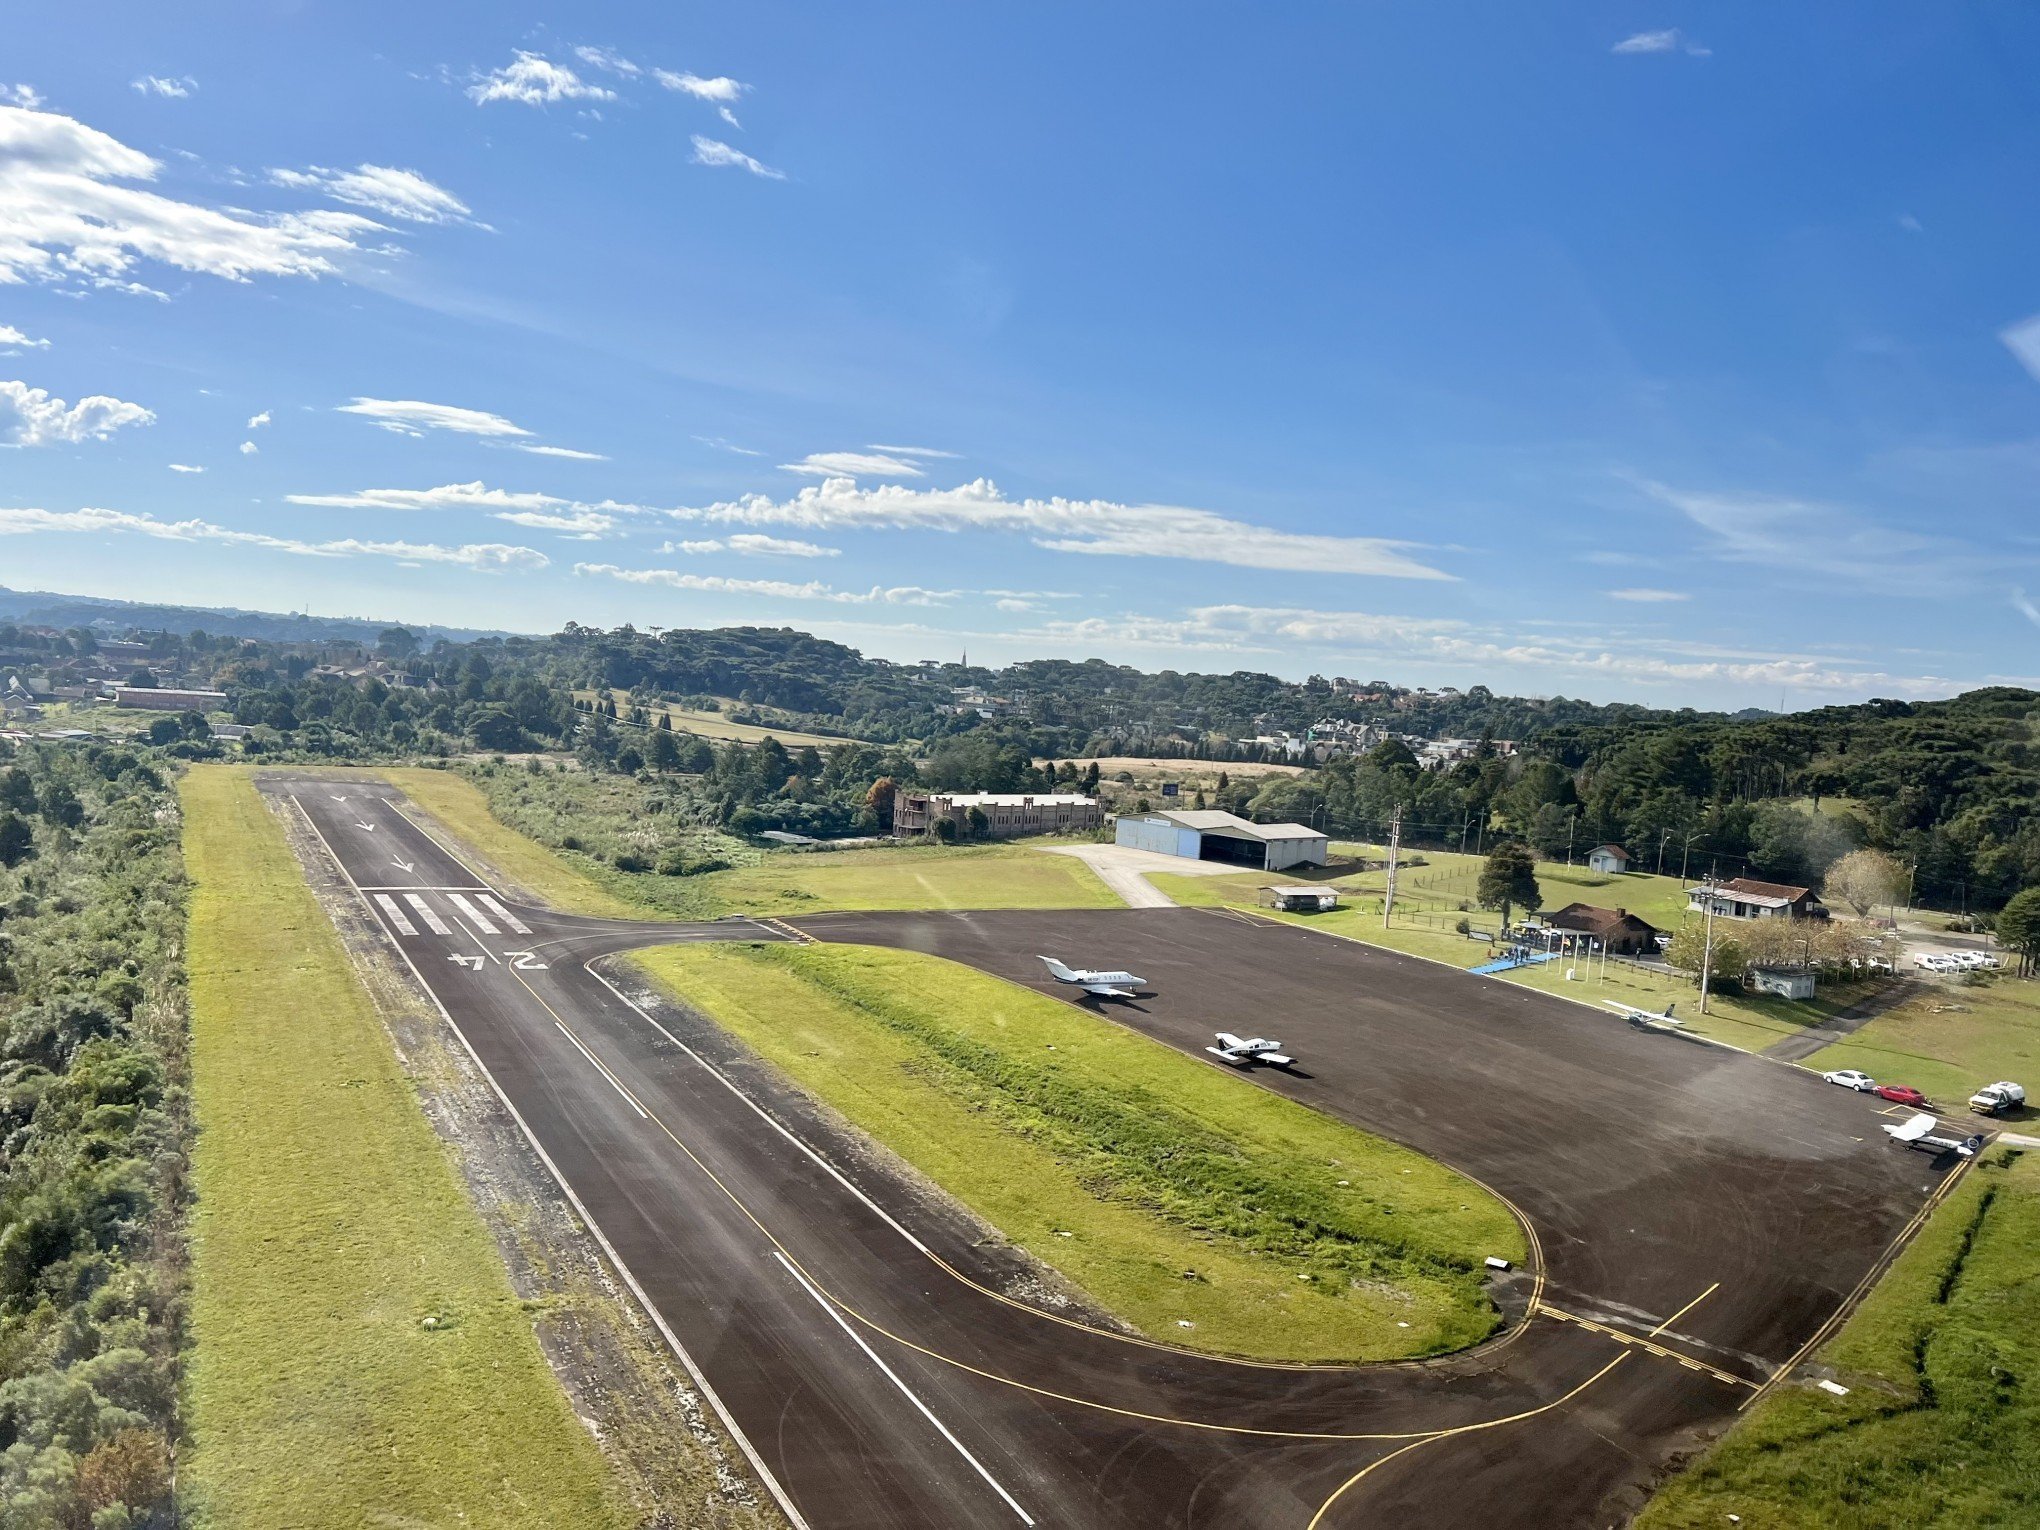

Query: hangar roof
1145 809 1325 842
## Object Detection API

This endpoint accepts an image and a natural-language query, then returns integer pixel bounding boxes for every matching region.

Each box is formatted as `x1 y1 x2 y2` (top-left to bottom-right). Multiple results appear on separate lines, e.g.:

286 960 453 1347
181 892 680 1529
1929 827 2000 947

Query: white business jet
1207 1033 1294 1068
1038 956 1147 1000
1882 1111 1985 1158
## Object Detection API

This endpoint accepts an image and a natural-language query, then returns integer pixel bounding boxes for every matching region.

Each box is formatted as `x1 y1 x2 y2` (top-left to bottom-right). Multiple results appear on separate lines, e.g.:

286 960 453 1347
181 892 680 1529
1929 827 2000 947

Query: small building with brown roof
1689 877 1828 921
1585 843 1631 875
1543 902 1664 955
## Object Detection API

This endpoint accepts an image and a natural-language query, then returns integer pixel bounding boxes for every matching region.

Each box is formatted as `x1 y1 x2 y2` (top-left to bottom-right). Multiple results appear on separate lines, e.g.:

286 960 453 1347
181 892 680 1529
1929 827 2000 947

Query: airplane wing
1082 983 1136 998
1883 1112 1937 1143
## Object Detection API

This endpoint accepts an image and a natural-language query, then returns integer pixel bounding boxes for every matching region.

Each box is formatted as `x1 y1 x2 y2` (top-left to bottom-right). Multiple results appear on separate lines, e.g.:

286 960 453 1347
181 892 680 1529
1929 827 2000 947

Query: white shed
1586 844 1631 875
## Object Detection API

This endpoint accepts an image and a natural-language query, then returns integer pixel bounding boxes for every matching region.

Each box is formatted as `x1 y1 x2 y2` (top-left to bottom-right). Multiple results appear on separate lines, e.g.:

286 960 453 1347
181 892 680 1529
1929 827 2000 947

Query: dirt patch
270 792 783 1530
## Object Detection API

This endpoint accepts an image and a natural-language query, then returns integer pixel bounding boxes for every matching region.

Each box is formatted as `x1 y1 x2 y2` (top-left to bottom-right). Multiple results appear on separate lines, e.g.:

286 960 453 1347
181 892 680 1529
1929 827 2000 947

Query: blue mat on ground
1467 951 1559 975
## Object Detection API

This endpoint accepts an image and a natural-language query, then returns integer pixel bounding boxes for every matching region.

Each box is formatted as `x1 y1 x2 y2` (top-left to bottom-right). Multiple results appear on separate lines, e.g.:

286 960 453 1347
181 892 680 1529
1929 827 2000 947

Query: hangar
1114 808 1330 872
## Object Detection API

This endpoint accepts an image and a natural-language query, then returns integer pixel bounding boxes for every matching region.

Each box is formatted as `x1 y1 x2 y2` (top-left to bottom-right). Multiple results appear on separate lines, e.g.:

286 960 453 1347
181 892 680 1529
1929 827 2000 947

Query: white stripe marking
404 893 451 936
449 893 498 935
773 1251 1034 1525
373 893 417 936
480 894 531 935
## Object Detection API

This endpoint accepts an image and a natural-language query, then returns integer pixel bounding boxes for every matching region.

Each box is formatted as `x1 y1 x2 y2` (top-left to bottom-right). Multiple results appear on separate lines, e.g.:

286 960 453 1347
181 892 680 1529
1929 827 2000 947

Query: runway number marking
771 1250 1036 1526
448 893 498 935
403 893 452 936
505 950 548 971
373 894 418 936
448 954 486 971
479 894 531 935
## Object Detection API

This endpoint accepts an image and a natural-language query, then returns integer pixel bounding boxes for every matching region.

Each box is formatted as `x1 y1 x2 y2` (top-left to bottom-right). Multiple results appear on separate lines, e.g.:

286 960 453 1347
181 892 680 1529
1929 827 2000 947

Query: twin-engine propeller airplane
1206 1033 1294 1068
1038 956 1147 999
1604 999 1685 1031
1882 1111 1985 1158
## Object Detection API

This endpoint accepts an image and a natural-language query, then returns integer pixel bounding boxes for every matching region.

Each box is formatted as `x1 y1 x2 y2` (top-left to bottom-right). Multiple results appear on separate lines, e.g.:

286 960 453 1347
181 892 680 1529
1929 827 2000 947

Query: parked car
1875 1085 1928 1108
1823 1069 1877 1091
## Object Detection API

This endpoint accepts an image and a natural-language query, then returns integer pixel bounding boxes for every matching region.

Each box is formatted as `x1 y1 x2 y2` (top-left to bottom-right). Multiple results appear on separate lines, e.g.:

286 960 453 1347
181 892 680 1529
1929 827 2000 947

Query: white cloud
492 507 617 537
515 443 608 460
694 435 762 455
667 533 838 558
1606 587 1689 603
336 397 531 437
995 597 1035 613
0 379 153 445
168 462 203 473
657 72 746 103
867 443 959 458
0 102 393 290
285 480 567 512
1 86 42 109
0 323 47 348
674 475 1453 579
468 53 616 107
718 106 742 129
238 439 257 455
268 164 472 225
1612 29 1708 56
246 409 270 429
577 562 952 604
2015 589 2040 630
131 76 196 99
0 504 548 570
781 450 926 479
690 135 783 180
573 46 640 78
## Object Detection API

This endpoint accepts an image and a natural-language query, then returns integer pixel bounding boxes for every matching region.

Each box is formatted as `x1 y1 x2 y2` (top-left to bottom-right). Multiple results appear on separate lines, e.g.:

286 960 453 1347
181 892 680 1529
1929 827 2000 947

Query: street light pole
1657 827 1672 877
1680 830 1701 884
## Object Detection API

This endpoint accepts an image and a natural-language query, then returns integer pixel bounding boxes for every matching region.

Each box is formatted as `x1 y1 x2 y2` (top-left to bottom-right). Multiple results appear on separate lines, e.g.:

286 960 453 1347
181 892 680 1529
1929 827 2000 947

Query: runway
266 775 1966 1528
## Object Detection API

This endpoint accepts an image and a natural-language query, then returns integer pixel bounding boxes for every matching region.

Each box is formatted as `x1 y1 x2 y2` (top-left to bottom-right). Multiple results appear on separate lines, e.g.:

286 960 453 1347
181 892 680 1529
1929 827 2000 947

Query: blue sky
5 4 2040 708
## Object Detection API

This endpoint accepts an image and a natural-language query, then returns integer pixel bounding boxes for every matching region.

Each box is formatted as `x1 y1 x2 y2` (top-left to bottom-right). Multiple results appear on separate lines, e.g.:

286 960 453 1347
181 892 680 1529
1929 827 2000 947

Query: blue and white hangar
1114 808 1330 872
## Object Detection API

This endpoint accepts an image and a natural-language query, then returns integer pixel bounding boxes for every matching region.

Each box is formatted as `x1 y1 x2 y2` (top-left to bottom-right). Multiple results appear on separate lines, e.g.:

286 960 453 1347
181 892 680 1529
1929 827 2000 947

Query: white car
1823 1069 1877 1091
1914 954 1955 973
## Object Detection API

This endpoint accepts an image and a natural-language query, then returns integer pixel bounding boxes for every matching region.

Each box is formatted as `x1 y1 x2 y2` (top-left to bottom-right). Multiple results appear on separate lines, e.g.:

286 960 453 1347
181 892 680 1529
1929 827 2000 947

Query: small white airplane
1604 999 1684 1031
1038 956 1147 1000
1882 1111 1985 1158
1206 1032 1294 1068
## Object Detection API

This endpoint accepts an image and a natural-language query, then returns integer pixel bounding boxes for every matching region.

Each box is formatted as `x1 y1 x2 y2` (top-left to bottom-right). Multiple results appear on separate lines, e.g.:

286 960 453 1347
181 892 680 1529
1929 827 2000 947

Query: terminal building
893 791 1102 840
1114 808 1329 873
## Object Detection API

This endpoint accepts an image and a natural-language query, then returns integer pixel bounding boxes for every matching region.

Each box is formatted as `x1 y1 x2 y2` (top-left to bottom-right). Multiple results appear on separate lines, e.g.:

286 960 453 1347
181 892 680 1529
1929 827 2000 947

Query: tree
0 811 31 867
966 805 990 839
1824 848 1904 918
376 626 419 659
1997 887 2040 977
865 776 897 831
1476 841 1541 928
1667 922 1748 987
644 726 681 771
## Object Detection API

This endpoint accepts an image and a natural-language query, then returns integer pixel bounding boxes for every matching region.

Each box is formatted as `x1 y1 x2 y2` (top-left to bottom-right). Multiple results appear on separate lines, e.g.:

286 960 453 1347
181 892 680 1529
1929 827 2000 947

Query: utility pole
1566 811 1577 866
1383 805 1403 930
1698 881 1719 1016
1680 829 1701 884
1657 827 1672 877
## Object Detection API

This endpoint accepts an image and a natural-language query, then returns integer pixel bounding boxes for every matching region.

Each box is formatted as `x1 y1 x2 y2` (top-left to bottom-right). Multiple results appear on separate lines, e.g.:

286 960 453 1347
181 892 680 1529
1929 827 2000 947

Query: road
269 777 1970 1529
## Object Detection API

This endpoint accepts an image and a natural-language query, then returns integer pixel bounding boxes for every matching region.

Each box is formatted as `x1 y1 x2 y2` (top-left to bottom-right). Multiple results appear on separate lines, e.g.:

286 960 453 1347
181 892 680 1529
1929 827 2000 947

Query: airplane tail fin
1038 956 1078 981
1662 1002 1676 1019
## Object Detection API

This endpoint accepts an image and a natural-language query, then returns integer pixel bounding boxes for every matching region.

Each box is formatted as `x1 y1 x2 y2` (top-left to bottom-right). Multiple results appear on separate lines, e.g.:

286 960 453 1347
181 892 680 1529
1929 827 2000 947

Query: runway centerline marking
555 1021 648 1119
773 1250 1036 1526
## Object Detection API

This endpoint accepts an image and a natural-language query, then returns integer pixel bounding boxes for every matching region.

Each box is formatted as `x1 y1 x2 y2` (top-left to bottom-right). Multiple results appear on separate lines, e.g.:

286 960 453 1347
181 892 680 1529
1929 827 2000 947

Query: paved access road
270 777 1968 1529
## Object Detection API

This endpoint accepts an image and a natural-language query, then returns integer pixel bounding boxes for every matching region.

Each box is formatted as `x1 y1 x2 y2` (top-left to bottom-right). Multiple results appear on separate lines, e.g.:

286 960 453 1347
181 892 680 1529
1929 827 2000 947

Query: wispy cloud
1612 29 1710 57
667 533 838 558
0 379 153 446
286 480 566 512
1 85 42 109
2015 589 2040 629
780 450 926 479
573 46 641 79
337 397 531 438
690 135 783 180
867 443 959 458
0 504 548 570
576 563 951 604
658 72 746 103
0 101 394 291
694 435 763 456
131 75 197 99
168 462 203 473
515 443 608 460
674 475 1454 579
1606 587 1689 603
268 164 474 225
246 409 270 429
0 324 50 349
468 53 616 107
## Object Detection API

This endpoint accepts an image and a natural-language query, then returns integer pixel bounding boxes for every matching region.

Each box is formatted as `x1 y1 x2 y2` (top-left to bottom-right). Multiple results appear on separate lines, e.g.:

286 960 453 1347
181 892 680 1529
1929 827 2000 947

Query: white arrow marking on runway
355 820 377 832
330 794 348 803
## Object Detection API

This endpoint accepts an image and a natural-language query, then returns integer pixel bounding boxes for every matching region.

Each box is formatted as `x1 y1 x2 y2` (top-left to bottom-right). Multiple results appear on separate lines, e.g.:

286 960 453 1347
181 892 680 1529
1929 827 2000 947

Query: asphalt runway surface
267 776 1971 1529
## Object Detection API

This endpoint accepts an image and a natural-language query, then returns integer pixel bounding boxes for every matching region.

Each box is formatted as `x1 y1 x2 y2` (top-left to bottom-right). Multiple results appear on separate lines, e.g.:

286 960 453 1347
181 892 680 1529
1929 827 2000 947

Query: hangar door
1197 831 1266 869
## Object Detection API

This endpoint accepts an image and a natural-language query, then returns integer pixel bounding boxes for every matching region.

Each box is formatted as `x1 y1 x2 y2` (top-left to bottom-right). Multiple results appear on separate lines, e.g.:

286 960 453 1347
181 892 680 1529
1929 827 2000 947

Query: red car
1876 1085 1929 1108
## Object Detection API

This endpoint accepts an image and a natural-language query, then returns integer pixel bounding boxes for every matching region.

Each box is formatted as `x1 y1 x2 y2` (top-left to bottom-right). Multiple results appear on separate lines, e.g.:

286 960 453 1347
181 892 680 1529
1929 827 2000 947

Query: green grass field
629 943 1525 1363
1637 1147 2039 1528
180 766 630 1528
389 766 1123 919
1802 976 2040 1109
579 688 852 748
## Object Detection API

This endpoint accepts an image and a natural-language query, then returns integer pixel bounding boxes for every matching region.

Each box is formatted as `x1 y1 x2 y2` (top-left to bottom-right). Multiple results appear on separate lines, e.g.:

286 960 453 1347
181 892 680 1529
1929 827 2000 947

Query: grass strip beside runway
179 766 630 1528
629 941 1525 1364
1636 1147 2040 1528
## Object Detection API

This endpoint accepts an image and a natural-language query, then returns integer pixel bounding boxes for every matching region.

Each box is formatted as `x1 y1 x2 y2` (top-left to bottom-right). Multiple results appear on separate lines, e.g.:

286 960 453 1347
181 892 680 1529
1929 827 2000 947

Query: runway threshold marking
480 894 532 935
402 893 452 936
773 1251 1036 1526
759 916 814 944
373 894 418 936
448 893 498 935
1305 1281 1723 1528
